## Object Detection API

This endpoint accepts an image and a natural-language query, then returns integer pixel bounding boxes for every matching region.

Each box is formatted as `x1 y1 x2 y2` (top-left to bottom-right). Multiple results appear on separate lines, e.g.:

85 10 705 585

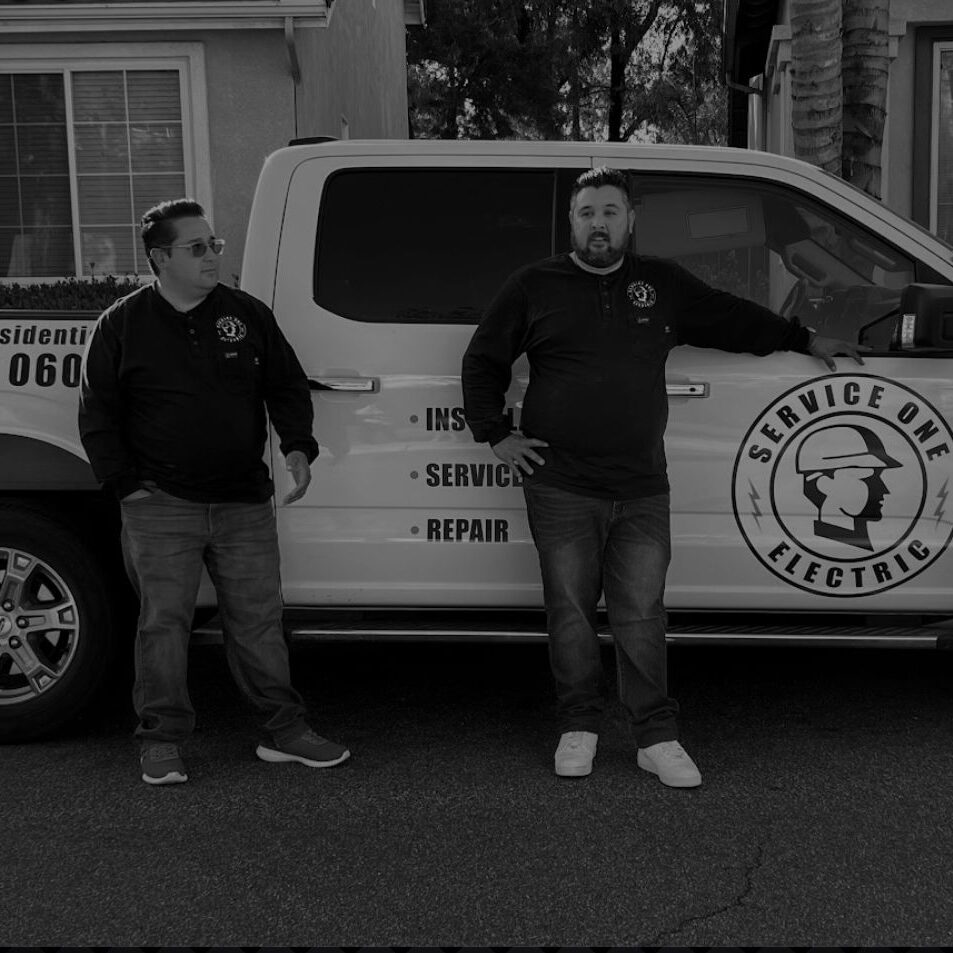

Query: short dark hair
569 167 632 210
140 198 206 275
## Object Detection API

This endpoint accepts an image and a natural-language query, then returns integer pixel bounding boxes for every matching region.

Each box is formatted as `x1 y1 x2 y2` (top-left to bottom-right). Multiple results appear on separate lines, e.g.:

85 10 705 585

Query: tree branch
621 0 664 59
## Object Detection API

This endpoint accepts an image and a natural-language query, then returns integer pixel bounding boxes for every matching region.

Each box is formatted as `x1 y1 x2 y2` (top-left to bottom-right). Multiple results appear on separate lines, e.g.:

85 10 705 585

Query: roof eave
0 1 331 33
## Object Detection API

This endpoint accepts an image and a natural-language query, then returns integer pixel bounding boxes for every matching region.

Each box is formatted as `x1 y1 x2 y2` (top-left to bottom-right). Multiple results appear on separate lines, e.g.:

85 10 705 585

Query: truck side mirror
898 283 953 349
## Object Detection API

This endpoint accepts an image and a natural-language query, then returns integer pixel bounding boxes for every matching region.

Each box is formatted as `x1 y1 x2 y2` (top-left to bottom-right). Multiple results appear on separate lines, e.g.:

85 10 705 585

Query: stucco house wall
298 0 411 140
204 30 295 273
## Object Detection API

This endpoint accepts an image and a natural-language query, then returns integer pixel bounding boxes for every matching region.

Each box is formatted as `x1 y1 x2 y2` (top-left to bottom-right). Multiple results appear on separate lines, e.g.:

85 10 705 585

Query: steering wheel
778 277 812 319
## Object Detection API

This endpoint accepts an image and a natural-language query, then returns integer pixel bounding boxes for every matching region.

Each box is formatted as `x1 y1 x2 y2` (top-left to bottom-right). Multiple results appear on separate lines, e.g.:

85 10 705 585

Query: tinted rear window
314 168 579 324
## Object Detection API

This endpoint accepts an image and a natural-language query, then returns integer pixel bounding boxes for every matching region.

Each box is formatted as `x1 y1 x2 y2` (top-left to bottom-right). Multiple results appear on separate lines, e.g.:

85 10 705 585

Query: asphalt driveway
4 639 953 946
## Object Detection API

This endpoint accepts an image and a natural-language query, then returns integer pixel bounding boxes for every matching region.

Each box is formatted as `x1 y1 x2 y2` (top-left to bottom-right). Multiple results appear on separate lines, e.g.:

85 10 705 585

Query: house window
1 66 188 279
934 45 953 244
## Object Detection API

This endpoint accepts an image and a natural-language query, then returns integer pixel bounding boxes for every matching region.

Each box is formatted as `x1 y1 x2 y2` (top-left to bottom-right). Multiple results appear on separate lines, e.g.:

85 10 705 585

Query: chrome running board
192 610 953 649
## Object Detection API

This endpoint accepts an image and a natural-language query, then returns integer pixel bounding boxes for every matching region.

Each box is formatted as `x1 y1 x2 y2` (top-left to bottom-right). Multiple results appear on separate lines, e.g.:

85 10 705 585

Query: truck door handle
666 382 709 397
308 376 378 393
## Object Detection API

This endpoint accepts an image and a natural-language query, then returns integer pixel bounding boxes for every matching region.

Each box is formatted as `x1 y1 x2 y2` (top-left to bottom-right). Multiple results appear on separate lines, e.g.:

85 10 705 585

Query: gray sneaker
140 743 188 785
256 728 350 768
554 730 598 777
637 740 702 788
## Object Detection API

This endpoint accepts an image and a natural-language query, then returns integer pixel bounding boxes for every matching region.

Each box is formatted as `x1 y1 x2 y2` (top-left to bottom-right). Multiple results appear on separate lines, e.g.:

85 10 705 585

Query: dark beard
570 233 627 268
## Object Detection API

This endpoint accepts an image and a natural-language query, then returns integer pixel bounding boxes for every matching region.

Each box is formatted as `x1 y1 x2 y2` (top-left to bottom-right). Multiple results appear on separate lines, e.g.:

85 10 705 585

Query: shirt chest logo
627 280 657 310
215 315 247 343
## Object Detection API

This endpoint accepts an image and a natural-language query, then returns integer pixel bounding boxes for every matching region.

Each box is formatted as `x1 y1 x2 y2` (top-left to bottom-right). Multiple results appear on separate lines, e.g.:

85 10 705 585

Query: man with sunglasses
79 199 349 785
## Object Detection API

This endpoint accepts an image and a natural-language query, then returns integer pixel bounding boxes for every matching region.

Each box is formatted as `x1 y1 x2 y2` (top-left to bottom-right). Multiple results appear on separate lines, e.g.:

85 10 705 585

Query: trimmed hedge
0 276 144 311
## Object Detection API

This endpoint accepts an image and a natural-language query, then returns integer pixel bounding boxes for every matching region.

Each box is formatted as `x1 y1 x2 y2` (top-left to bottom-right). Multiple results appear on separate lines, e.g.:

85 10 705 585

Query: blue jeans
120 489 309 745
523 481 679 745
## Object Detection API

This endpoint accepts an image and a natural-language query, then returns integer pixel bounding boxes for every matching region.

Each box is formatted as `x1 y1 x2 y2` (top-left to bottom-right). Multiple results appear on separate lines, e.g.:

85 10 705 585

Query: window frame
929 40 953 241
0 42 211 283
913 28 953 238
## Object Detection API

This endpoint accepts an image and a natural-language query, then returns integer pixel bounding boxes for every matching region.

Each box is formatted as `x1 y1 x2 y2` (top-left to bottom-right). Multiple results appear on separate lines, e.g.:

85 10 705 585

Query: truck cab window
314 168 572 324
628 175 919 350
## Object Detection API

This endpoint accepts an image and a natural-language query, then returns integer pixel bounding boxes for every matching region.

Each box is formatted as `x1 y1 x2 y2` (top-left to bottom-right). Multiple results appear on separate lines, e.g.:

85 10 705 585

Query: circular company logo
732 374 953 597
626 280 657 309
215 315 247 343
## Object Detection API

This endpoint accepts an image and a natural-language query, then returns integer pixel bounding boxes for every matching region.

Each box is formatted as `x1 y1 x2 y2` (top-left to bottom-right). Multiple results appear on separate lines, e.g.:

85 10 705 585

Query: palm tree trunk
791 0 843 174
842 0 889 198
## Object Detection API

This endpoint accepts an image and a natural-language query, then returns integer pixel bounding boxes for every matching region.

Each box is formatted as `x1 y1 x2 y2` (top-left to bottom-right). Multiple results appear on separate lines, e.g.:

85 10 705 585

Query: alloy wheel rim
0 547 80 705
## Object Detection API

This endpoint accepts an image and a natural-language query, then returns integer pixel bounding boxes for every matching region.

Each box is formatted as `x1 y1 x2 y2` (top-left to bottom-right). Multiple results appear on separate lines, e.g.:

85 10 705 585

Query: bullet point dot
410 415 419 423
410 471 418 479
410 525 419 535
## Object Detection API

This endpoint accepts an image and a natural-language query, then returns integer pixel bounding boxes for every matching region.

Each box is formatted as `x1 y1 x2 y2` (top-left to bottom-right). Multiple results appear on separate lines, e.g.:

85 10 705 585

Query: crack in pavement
643 836 768 946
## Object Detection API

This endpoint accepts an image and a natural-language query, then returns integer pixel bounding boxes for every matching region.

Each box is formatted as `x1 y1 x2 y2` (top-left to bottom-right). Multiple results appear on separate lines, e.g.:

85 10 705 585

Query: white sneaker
554 730 598 777
637 740 702 788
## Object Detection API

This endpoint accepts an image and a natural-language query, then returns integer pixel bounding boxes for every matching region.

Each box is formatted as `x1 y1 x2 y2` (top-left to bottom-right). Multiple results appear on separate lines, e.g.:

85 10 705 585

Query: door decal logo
731 374 953 596
795 423 900 552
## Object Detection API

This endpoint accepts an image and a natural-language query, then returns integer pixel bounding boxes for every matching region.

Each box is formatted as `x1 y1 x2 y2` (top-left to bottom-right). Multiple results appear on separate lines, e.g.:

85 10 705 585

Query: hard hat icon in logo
796 425 901 474
795 424 901 552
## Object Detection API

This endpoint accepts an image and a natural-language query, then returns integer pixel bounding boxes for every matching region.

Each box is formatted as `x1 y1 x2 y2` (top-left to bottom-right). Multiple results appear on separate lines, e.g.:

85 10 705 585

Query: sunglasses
159 237 226 258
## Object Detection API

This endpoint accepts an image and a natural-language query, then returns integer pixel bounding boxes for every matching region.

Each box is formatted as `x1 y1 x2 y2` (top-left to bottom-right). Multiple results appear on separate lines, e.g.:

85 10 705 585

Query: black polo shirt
462 252 810 499
79 283 319 503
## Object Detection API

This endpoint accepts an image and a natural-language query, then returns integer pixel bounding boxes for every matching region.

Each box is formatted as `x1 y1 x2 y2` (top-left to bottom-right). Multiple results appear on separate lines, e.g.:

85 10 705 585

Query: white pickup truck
4 139 953 742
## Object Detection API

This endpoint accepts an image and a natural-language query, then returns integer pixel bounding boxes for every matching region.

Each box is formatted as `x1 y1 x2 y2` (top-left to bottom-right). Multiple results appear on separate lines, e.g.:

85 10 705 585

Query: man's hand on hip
491 432 549 475
282 450 311 504
808 334 869 372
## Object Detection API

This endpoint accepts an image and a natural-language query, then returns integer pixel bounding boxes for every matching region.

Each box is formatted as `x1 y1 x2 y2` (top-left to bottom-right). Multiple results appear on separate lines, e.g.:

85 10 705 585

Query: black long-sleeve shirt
79 283 319 503
462 252 811 499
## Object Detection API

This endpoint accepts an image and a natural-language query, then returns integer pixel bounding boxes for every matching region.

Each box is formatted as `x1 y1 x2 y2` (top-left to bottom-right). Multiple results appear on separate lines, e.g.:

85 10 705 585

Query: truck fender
0 391 96 489
0 433 97 490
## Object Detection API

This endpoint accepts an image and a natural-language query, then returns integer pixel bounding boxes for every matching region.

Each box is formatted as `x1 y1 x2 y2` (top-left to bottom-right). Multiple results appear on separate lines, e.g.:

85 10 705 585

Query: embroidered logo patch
215 315 247 343
627 281 657 309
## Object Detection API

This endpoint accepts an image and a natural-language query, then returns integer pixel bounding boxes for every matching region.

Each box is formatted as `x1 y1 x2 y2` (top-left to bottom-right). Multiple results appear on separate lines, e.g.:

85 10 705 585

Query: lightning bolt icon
748 480 762 530
934 478 948 526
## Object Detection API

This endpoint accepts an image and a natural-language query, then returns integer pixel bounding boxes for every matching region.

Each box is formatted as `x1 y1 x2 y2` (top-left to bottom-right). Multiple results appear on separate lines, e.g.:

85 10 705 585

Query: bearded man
462 167 861 786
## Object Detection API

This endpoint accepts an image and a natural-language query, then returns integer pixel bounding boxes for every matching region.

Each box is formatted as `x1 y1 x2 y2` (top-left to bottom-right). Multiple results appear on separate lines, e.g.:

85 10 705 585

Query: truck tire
0 503 118 743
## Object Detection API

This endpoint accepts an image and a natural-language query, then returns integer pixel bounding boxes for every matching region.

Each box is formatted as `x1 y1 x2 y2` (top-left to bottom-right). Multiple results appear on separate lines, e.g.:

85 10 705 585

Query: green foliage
0 276 144 312
677 249 771 306
408 0 575 140
407 0 728 144
622 2 728 144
